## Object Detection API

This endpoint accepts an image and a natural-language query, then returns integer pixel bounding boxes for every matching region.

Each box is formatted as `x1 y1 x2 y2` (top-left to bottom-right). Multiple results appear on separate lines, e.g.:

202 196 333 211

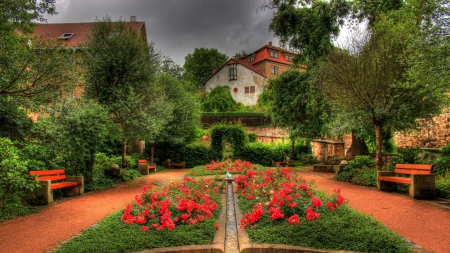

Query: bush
298 154 319 165
248 133 258 142
436 173 450 198
238 142 278 166
351 169 377 187
335 155 376 184
0 138 40 213
180 142 214 168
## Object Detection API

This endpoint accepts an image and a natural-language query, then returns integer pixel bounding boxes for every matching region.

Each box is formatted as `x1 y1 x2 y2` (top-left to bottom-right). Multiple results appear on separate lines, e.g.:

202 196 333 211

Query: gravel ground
0 168 449 253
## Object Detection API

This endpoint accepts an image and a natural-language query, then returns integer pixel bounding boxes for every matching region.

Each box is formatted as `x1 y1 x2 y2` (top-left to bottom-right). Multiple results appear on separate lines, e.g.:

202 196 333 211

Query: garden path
0 169 189 253
296 167 450 253
0 168 449 253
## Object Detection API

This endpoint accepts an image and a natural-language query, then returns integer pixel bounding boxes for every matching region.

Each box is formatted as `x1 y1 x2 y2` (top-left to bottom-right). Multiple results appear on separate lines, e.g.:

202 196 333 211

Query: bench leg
138 164 149 175
65 176 84 197
377 180 397 192
410 174 435 199
28 180 53 205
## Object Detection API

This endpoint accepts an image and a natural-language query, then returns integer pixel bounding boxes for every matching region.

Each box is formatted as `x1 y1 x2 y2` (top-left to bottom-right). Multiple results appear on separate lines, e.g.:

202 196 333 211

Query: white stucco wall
204 64 265 105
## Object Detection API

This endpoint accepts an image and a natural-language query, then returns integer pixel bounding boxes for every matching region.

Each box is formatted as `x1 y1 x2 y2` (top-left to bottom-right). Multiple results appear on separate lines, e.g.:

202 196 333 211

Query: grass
55 210 220 253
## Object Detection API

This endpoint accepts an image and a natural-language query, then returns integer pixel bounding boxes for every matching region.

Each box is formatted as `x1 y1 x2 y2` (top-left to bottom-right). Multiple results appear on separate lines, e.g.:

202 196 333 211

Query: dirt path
296 169 450 253
1 168 449 253
0 170 189 253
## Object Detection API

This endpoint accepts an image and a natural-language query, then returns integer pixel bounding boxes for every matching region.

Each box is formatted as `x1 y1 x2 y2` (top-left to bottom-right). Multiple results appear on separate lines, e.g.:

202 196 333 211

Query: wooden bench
272 160 287 166
169 161 185 169
28 170 84 205
377 164 435 199
138 160 156 175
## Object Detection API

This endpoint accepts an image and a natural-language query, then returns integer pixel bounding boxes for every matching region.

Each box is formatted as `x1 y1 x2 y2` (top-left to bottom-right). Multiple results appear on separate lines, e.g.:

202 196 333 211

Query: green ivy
210 123 248 160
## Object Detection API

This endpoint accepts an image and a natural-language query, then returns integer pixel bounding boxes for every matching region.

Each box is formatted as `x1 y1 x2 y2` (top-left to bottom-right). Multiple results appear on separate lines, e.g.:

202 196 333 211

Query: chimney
130 16 137 22
269 41 272 47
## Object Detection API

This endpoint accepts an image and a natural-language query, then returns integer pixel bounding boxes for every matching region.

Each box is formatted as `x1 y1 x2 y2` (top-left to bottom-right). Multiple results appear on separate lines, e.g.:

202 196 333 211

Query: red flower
288 214 300 225
142 226 149 232
215 224 219 230
312 197 322 208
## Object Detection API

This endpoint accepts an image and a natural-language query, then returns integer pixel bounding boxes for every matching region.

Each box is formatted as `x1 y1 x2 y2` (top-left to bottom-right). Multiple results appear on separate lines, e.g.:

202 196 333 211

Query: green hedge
202 112 268 117
180 143 214 168
236 142 311 166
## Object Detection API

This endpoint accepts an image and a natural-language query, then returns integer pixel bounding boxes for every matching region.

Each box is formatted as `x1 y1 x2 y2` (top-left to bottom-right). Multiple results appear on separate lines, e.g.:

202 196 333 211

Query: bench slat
378 176 411 184
37 175 67 181
29 170 66 176
395 164 432 170
51 182 78 190
394 169 432 175
138 160 147 164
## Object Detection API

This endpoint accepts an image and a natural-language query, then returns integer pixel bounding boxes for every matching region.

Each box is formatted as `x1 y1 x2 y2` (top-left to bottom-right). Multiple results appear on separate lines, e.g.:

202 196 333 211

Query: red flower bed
122 177 223 231
235 168 345 229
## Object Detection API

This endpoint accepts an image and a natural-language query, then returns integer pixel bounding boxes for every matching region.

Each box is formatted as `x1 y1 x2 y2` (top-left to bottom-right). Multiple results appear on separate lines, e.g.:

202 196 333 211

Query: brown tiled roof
30 22 145 47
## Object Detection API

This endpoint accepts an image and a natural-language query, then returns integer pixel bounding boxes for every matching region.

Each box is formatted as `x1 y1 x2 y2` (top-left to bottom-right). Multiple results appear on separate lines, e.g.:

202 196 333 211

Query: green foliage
183 47 227 88
248 133 258 142
351 169 378 187
180 143 214 168
432 143 450 177
263 70 327 143
0 138 40 212
201 86 237 112
237 141 311 166
298 154 319 165
244 204 413 252
210 123 248 160
202 112 268 117
435 173 450 198
391 147 426 167
0 194 41 222
33 99 113 183
335 155 376 183
0 97 33 141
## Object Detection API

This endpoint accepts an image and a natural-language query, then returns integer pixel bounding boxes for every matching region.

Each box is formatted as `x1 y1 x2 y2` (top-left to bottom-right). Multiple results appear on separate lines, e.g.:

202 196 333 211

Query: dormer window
248 54 255 63
270 50 278 58
285 54 293 61
59 33 74 40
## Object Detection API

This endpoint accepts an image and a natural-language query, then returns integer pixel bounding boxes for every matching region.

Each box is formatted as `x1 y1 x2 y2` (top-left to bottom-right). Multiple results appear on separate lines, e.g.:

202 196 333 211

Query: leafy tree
0 137 40 213
201 86 237 112
320 15 448 168
33 99 113 183
83 17 172 168
232 50 248 59
0 97 33 141
183 48 228 88
0 0 56 35
264 70 327 157
0 30 72 106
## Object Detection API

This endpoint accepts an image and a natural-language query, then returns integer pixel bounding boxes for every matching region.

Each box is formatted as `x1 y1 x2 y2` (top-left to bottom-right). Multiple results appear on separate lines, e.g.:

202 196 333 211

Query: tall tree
319 15 448 168
83 17 172 168
264 70 328 158
183 48 227 89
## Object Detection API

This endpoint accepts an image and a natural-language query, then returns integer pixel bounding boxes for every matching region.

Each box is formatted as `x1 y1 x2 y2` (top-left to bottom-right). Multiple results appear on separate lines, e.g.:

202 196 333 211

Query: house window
248 54 255 63
245 86 255 94
271 66 279 74
270 50 278 58
229 64 237 80
285 54 293 61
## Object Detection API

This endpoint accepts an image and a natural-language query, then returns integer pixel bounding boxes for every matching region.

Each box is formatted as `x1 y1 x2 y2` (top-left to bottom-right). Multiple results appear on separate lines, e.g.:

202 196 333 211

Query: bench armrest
66 176 84 194
377 171 396 177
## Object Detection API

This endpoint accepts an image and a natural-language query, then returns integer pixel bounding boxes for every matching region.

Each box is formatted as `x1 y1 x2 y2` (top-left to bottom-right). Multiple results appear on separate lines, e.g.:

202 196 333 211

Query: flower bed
187 159 262 177
121 177 223 231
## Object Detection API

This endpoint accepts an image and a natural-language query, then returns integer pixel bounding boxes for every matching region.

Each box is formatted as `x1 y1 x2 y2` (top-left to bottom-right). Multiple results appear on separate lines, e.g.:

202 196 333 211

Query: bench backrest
29 170 67 181
395 164 432 175
138 160 147 164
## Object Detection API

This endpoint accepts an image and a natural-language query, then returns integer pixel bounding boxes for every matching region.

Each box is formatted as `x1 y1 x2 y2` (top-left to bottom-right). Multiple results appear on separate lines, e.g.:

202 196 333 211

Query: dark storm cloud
45 0 279 65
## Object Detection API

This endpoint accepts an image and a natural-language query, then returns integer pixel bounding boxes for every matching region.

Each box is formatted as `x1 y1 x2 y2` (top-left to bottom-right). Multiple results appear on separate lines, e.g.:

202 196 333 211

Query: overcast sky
43 0 280 66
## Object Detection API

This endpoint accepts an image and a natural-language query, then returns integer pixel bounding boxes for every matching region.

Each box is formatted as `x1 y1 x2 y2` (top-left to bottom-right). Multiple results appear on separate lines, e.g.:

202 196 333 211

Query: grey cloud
45 0 278 65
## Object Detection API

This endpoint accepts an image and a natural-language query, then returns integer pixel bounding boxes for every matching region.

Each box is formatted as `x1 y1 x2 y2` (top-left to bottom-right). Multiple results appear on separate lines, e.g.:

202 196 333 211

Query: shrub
0 138 40 212
432 156 450 177
238 142 277 166
181 142 213 168
351 169 377 187
248 133 258 142
335 155 376 184
435 173 450 198
298 154 319 165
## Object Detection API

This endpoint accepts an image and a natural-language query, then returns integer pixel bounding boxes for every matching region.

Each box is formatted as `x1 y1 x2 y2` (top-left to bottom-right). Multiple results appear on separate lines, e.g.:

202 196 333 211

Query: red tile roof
30 22 146 47
243 44 294 66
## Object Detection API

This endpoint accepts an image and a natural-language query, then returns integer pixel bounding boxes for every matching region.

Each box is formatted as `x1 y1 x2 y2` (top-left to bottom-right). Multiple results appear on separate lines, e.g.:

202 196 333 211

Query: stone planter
104 164 126 177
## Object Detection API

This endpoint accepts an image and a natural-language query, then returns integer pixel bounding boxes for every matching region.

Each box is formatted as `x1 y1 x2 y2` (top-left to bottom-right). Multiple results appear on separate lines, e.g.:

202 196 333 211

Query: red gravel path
0 168 449 253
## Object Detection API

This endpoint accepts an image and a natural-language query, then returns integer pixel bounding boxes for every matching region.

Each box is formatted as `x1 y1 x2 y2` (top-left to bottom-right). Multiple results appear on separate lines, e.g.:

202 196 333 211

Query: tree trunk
150 142 155 164
375 124 383 170
345 131 370 160
122 138 127 169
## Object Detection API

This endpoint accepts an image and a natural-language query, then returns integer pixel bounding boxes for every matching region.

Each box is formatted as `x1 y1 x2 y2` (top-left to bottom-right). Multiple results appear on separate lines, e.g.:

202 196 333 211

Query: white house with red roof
203 42 298 105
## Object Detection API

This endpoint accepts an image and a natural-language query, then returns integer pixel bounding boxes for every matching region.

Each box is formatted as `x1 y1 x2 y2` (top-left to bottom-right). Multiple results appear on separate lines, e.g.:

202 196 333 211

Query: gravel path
0 168 449 253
